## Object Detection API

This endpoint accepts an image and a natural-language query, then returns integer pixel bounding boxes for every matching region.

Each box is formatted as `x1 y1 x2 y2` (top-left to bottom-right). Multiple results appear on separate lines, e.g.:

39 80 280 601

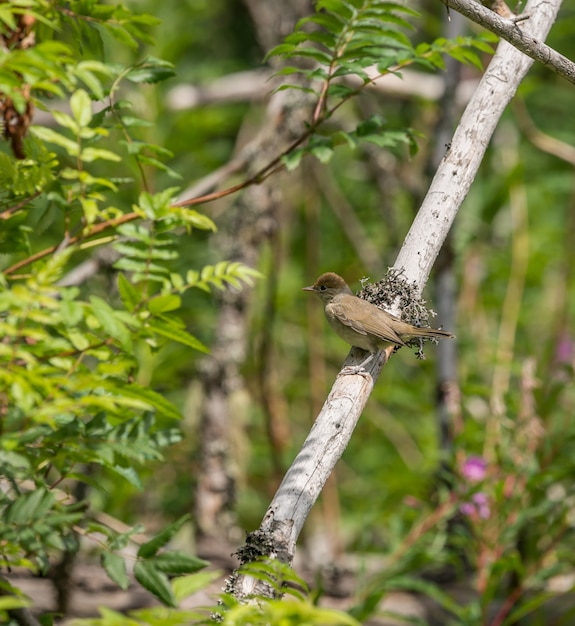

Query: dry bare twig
442 0 575 84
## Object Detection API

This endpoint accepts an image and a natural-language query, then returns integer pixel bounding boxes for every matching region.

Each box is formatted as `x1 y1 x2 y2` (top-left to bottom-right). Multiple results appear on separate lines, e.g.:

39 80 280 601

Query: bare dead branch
442 0 575 84
513 98 575 165
166 70 271 110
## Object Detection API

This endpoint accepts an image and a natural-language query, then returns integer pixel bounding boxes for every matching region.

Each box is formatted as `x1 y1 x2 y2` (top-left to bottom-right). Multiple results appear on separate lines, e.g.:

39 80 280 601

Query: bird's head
302 272 353 304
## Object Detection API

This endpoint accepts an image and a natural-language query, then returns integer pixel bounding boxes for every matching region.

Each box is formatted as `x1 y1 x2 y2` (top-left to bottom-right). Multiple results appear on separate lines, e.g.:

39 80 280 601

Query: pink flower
461 456 487 483
555 331 574 364
460 492 490 519
472 492 490 519
460 502 475 516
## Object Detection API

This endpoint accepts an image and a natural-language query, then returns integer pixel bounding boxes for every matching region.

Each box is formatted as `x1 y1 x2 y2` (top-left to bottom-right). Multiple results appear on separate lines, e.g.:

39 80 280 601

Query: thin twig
442 0 575 84
0 192 41 219
4 212 138 275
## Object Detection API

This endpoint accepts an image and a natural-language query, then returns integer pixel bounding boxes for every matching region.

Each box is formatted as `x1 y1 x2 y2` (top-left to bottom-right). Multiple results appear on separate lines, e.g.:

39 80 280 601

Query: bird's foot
340 351 375 376
339 365 372 380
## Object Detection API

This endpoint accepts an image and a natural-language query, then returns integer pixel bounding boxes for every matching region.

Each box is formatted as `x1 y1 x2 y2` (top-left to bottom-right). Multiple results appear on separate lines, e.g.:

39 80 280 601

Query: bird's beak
302 285 315 292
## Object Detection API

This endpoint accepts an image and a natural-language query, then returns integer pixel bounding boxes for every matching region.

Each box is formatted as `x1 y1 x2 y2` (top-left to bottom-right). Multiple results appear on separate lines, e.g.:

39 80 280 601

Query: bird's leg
340 351 375 375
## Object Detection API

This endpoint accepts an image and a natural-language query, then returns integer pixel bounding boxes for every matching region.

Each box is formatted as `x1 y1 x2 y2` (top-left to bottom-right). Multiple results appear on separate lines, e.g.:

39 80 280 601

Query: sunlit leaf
134 561 177 607
101 552 130 590
137 515 192 558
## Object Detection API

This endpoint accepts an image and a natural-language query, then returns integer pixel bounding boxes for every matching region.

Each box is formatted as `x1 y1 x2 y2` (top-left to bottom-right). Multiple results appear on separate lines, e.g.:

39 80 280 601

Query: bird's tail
410 327 455 340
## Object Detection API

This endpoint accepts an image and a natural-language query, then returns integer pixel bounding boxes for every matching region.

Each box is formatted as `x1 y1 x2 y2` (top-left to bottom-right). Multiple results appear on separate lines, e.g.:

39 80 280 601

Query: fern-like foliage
270 0 495 95
269 0 419 87
114 218 261 352
0 1 261 606
266 0 495 169
0 233 260 578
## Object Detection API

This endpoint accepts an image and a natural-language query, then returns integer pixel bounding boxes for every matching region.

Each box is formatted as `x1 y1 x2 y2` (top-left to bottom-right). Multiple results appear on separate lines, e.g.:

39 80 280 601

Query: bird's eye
319 285 327 291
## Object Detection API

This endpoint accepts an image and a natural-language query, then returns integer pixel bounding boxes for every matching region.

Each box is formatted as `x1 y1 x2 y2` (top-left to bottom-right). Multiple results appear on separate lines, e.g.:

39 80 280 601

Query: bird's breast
325 302 377 352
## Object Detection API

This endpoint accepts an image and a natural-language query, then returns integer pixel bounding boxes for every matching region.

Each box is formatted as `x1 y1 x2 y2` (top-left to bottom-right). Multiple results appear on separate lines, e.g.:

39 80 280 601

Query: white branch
442 0 575 84
166 70 271 110
165 68 479 113
234 0 562 587
395 0 560 288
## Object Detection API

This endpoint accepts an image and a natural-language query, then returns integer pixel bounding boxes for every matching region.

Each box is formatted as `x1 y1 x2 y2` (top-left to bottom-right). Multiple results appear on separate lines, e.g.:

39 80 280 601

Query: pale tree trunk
193 0 314 560
422 9 467 463
231 0 563 599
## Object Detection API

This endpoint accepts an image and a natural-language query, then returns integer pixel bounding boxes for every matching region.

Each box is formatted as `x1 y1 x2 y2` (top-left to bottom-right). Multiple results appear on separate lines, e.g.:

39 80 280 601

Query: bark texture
194 0 314 556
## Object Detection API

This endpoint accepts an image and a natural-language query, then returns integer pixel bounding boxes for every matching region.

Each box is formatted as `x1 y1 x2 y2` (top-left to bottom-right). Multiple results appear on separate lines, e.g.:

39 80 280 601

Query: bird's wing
329 297 407 346
328 301 369 335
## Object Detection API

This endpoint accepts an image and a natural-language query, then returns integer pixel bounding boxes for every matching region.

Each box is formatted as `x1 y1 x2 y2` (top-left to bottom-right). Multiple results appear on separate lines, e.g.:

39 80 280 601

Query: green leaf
137 514 191 559
178 209 217 231
275 65 304 77
148 294 181 314
81 147 122 162
92 608 142 626
276 83 318 95
327 83 358 99
101 552 130 590
113 383 182 421
0 5 17 31
5 488 55 524
472 38 495 54
172 571 222 602
74 67 105 100
147 318 209 353
114 242 176 261
458 47 483 71
52 110 79 132
152 551 209 574
299 12 346 34
265 43 298 60
134 561 177 607
0 597 31 611
70 89 93 128
332 130 358 149
226 600 361 626
316 0 354 19
117 274 142 312
136 155 181 178
311 142 334 164
0 450 30 473
60 298 84 326
126 57 176 84
281 149 304 172
107 23 139 49
118 115 154 128
114 258 169 276
288 47 333 64
66 471 110 495
89 296 133 352
109 464 142 489
507 591 556 623
116 223 154 244
30 126 79 156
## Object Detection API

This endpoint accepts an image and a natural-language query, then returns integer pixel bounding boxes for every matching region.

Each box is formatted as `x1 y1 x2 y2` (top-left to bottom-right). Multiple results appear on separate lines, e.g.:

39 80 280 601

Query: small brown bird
303 272 454 370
